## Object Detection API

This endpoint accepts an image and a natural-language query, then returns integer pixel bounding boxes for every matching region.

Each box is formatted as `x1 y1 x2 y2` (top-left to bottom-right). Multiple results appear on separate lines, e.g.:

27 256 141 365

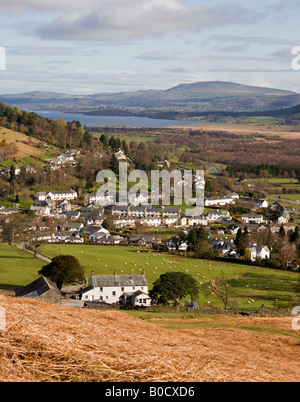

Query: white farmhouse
80 272 151 306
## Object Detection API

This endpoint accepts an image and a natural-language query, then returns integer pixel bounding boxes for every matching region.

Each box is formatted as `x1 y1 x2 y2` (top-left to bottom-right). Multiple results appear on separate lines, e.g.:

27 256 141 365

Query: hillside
0 295 299 382
0 126 50 159
2 81 300 114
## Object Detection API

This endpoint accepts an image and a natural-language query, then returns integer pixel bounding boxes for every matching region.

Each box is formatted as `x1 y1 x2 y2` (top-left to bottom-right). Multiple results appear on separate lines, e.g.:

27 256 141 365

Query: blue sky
0 0 300 94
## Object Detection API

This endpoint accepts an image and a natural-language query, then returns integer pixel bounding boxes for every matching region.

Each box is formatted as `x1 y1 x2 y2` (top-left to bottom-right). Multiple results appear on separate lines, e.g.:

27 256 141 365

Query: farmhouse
80 272 151 306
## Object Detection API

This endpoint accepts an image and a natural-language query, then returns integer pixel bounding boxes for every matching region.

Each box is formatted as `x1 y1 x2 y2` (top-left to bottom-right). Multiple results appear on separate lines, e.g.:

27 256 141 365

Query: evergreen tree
291 226 299 243
110 154 119 175
109 136 116 150
279 224 286 238
122 140 129 155
236 228 243 249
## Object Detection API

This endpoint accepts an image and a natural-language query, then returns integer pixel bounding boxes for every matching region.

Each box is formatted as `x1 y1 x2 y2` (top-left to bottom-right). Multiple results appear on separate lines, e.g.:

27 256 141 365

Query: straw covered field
0 295 299 382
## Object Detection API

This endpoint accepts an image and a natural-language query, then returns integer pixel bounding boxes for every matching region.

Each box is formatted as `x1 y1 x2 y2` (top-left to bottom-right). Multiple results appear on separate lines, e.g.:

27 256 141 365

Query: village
0 144 299 310
0 146 296 259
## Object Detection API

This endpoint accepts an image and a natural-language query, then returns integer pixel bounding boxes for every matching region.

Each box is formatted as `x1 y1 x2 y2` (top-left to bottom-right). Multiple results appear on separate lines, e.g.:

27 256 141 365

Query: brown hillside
0 127 46 158
0 295 299 382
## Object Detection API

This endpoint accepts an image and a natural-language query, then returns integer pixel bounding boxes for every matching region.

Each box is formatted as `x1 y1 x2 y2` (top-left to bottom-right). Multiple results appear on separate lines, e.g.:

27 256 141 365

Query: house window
121 287 124 291
112 291 116 296
141 287 144 290
100 287 103 292
100 296 103 301
143 299 147 303
133 287 135 290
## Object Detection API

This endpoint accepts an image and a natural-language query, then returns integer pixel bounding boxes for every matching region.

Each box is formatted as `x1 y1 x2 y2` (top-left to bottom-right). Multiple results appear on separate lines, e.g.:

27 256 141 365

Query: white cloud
32 1 263 42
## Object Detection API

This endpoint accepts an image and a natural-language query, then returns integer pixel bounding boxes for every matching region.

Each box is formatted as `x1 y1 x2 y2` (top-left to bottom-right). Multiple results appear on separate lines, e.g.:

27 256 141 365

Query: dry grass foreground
0 295 299 382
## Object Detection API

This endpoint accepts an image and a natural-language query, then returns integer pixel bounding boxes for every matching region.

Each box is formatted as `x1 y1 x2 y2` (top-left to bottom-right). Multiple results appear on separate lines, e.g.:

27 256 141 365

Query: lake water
29 110 208 128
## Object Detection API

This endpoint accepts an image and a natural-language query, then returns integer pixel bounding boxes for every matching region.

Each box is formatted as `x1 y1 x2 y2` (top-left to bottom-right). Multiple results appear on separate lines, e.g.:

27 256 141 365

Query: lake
29 110 209 128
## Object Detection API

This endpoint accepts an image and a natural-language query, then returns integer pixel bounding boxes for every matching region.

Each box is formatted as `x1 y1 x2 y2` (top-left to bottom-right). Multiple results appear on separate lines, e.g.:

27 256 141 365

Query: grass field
277 194 300 202
0 244 45 290
0 243 299 310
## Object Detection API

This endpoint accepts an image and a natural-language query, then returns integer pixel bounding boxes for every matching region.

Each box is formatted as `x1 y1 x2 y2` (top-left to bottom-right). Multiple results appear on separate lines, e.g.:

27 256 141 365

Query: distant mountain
1 81 300 114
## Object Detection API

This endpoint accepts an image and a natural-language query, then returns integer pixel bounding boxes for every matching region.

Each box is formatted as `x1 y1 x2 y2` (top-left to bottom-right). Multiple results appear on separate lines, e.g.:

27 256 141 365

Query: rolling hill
1 81 300 114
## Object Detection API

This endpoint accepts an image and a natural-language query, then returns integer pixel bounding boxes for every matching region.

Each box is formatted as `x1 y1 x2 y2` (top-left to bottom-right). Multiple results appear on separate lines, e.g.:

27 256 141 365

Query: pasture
42 245 300 310
0 243 298 310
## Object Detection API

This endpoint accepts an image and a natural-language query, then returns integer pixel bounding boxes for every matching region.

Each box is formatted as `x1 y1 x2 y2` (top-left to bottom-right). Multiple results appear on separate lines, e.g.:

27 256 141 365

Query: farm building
15 276 63 304
80 272 151 306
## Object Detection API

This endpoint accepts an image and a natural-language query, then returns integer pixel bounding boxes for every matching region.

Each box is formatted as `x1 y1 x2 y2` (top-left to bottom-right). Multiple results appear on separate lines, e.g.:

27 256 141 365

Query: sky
0 0 300 95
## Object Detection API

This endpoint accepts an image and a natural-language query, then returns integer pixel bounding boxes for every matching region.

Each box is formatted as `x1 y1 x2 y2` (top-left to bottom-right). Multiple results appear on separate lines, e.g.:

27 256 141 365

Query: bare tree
208 271 237 310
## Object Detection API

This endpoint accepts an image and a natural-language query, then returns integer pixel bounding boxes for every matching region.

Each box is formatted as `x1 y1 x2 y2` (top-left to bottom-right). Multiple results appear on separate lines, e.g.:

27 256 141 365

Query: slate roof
89 274 148 288
15 276 62 299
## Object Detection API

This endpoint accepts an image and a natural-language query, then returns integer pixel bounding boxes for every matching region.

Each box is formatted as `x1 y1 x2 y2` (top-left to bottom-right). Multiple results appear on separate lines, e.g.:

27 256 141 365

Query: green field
0 243 298 310
277 194 300 202
0 244 45 290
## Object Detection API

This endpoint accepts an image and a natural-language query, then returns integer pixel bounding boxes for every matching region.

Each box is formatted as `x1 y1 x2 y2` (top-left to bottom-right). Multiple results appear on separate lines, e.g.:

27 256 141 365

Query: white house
85 193 114 206
165 236 188 251
205 193 239 207
207 210 231 222
180 215 208 227
58 200 72 212
129 193 149 206
113 217 136 228
89 232 109 242
248 245 270 262
139 217 162 227
115 149 127 161
30 205 51 217
33 191 47 202
241 214 265 224
61 222 84 232
80 272 151 306
163 216 180 226
47 190 78 201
